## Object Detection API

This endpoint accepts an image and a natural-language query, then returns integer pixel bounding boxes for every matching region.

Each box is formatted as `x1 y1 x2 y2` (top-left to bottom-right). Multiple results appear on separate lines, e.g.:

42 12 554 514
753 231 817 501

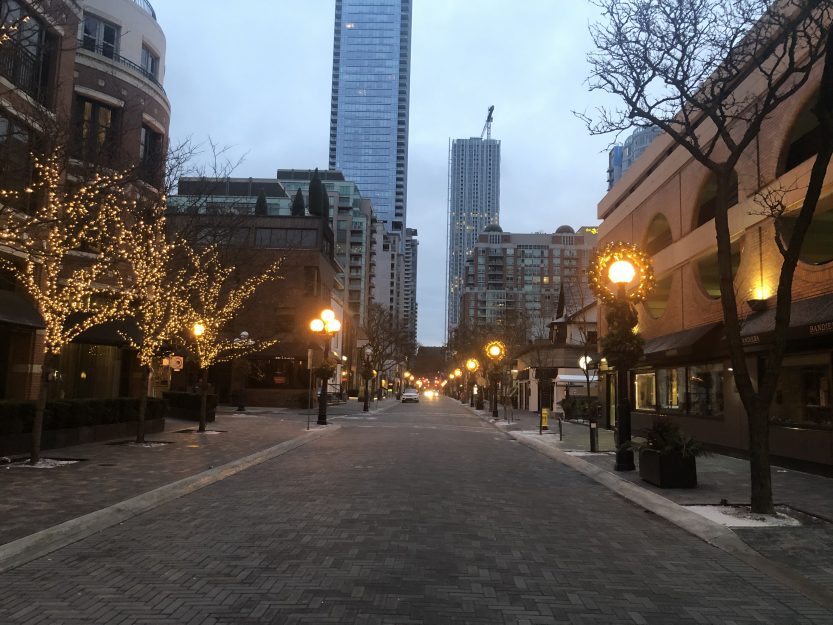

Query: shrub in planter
162 391 216 421
628 416 706 488
558 396 600 420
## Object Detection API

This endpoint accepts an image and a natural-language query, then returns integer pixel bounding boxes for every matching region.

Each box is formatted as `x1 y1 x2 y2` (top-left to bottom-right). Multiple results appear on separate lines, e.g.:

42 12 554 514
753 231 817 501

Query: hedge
0 397 167 436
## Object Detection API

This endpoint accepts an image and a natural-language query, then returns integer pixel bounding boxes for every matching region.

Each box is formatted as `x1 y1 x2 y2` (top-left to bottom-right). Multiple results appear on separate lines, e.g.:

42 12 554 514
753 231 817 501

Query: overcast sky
154 0 617 347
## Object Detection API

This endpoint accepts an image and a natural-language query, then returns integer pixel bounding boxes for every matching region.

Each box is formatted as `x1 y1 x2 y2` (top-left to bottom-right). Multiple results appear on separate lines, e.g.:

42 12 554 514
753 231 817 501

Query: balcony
78 40 164 91
0 43 52 105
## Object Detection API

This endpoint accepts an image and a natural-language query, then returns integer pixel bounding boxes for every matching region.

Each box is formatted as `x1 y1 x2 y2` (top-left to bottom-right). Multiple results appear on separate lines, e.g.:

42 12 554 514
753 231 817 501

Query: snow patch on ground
686 505 802 527
566 450 615 456
7 458 80 469
125 441 171 448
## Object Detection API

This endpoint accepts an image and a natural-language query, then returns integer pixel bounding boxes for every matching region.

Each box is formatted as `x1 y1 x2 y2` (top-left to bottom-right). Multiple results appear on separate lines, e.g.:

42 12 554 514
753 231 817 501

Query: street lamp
484 340 506 419
362 345 373 412
191 321 208 432
309 308 341 426
578 354 598 452
465 358 479 407
588 241 655 471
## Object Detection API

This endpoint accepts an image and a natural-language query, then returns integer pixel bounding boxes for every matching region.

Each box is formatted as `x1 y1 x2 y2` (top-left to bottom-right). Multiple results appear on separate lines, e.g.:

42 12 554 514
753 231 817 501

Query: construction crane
480 105 495 140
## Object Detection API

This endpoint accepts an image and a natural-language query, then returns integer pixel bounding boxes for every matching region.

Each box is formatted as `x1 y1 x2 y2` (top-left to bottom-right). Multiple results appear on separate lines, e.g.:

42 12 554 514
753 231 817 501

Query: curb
0 425 340 574
492 420 833 610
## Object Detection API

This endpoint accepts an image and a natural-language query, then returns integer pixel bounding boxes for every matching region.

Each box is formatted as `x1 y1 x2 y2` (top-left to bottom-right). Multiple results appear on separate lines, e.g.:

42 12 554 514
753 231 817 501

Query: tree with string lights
181 244 284 431
0 155 133 463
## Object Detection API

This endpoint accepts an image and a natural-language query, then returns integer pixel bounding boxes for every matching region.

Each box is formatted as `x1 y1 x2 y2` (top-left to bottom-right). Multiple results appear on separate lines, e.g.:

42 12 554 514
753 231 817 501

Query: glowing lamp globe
326 319 342 333
454 368 462 377
192 322 205 337
488 344 503 358
608 260 636 285
466 358 479 372
309 318 325 332
321 309 335 322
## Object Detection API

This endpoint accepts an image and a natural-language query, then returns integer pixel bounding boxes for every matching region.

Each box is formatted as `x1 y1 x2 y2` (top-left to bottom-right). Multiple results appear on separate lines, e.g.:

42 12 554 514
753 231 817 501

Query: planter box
0 418 165 456
639 448 697 488
162 392 216 422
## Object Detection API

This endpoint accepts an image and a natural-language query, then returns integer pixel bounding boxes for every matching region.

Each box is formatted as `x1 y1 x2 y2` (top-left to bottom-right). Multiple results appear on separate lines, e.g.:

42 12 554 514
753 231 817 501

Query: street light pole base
614 449 635 471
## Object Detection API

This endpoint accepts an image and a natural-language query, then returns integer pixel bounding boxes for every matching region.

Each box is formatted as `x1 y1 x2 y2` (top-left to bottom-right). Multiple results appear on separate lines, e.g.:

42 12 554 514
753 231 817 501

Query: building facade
596 62 832 467
329 0 416 343
459 224 597 338
446 136 501 336
606 125 662 190
0 0 170 403
329 0 411 233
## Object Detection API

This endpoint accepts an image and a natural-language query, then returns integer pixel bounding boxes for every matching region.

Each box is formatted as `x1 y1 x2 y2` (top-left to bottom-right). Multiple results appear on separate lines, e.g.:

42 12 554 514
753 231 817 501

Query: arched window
696 171 738 228
781 93 821 175
643 213 673 256
778 193 833 265
696 239 742 299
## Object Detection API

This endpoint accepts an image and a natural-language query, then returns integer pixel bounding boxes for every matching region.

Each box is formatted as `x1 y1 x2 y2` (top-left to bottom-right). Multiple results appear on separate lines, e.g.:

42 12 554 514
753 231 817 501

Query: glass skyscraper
329 0 412 233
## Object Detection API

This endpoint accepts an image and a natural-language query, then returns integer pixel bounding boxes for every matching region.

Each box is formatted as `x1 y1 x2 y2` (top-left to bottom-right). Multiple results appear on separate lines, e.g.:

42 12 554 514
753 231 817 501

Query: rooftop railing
132 0 156 19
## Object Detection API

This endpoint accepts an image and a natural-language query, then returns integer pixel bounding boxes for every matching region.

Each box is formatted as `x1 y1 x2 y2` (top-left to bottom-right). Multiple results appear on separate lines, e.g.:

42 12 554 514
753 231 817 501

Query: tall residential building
404 228 418 343
606 125 662 190
446 136 501 337
459 224 597 339
329 0 416 342
329 0 412 233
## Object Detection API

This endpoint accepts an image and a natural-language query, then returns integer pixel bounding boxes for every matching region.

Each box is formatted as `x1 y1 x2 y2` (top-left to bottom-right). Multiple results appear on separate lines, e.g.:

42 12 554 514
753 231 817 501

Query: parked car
401 388 420 403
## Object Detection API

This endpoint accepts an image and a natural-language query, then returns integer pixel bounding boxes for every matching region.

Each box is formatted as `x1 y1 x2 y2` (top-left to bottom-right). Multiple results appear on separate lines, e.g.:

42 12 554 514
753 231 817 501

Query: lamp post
485 340 506 419
191 322 208 432
362 346 373 412
579 355 598 452
232 331 253 412
466 358 479 407
309 308 341 426
589 242 654 472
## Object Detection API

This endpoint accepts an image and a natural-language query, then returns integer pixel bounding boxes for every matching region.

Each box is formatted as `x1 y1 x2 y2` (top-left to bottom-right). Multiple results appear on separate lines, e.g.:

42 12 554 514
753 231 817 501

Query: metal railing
79 40 163 90
0 43 50 104
131 0 157 19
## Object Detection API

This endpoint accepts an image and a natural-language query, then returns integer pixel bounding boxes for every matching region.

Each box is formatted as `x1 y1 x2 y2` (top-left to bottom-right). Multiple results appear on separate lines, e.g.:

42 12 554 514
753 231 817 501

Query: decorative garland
588 241 656 304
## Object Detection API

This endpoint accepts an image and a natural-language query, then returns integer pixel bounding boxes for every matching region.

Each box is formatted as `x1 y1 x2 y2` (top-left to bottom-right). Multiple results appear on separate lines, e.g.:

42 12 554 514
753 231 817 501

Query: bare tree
363 302 412 395
582 0 833 512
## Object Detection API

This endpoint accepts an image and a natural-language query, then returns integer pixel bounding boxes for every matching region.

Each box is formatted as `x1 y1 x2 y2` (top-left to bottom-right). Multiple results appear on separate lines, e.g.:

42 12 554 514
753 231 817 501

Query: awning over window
555 368 598 384
741 293 833 343
0 290 45 328
641 323 723 361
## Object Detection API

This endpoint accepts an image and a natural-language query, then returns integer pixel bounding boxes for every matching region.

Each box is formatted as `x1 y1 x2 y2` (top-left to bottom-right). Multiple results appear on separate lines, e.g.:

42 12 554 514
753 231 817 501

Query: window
82 14 119 59
75 97 117 160
645 275 672 319
781 93 821 174
689 364 724 417
139 125 162 183
643 213 673 255
657 367 686 412
634 372 656 410
772 354 832 429
696 239 741 299
778 193 833 266
140 45 158 79
255 228 317 249
0 113 32 198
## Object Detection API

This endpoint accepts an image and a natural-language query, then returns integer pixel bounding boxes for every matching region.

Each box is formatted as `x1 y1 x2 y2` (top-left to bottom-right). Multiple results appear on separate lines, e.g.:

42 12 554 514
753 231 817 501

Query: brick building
597 54 832 467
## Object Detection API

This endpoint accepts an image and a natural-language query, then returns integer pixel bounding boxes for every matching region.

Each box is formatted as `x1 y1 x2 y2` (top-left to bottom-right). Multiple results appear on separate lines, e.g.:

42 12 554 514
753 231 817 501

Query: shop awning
555 368 597 384
642 323 722 360
0 290 45 328
741 293 833 343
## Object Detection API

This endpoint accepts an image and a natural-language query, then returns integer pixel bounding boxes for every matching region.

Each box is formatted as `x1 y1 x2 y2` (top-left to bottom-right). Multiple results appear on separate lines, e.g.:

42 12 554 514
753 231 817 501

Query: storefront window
634 372 656 410
657 367 686 412
771 354 832 429
56 344 121 399
689 363 724 417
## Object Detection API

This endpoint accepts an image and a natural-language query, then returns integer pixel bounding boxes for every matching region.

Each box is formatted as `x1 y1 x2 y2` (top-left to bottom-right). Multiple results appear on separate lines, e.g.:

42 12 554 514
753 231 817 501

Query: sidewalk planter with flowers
630 417 705 488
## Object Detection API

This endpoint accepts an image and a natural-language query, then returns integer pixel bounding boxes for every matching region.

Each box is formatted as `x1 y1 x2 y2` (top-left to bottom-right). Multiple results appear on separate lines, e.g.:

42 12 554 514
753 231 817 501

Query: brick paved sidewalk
0 399 393 546
465 399 833 596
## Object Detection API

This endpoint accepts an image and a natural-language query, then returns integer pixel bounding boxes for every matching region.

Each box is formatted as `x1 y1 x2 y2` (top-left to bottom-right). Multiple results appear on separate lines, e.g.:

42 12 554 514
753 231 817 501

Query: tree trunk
30 353 55 464
749 401 774 513
136 366 150 443
198 367 207 433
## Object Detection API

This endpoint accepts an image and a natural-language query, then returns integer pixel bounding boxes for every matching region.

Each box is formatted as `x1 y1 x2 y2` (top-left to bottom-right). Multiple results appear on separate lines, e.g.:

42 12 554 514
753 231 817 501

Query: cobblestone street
1 397 831 624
